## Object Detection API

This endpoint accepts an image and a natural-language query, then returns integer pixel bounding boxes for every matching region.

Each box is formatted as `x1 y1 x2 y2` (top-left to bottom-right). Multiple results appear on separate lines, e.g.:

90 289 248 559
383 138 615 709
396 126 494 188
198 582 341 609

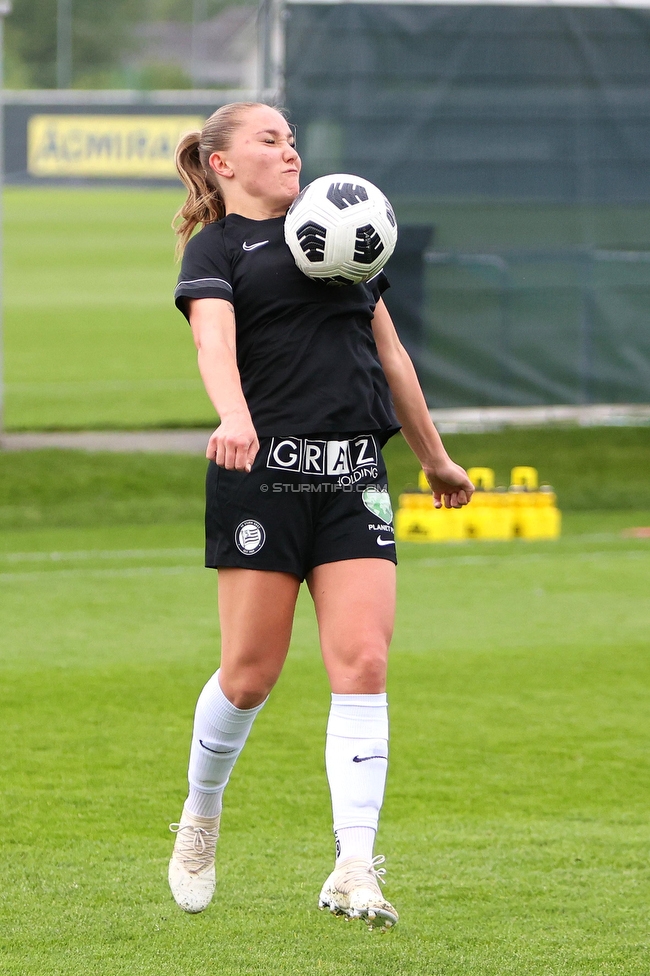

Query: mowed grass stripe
0 547 203 563
0 564 203 583
416 547 650 566
395 547 650 653
6 379 204 395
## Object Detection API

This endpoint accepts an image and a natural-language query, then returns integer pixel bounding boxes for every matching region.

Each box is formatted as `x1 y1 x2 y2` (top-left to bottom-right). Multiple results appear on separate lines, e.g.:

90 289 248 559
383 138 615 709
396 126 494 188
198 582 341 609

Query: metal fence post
0 1 13 441
56 0 72 89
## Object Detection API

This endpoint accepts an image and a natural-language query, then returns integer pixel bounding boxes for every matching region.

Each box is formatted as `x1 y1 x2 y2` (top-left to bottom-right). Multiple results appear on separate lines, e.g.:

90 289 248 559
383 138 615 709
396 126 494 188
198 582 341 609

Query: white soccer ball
284 173 398 285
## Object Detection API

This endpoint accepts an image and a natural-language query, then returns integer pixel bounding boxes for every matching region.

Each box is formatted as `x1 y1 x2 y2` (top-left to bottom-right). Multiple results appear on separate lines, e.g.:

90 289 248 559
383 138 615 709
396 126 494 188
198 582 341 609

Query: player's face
210 106 301 213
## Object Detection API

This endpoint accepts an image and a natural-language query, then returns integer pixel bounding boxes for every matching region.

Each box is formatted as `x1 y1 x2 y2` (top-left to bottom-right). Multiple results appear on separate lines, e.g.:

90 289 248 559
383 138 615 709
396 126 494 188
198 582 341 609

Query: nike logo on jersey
353 755 388 763
376 536 395 546
242 240 269 251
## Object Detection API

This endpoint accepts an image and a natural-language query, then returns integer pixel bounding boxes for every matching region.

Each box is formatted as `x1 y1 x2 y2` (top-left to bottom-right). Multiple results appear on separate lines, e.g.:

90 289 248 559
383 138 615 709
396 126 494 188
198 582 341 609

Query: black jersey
174 213 400 439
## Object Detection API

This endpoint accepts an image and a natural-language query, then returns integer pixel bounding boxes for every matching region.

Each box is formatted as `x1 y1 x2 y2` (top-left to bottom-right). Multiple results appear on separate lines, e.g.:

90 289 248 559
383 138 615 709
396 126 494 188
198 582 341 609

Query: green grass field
3 188 209 431
1 439 649 975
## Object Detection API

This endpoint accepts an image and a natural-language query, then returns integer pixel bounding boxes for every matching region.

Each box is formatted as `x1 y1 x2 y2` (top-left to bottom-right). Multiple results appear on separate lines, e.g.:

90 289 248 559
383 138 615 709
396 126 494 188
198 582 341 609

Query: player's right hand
207 414 259 472
423 458 475 510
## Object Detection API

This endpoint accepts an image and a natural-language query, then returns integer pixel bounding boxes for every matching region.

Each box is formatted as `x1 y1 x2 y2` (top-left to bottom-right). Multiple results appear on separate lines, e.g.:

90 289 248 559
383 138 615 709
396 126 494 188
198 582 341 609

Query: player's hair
173 102 278 257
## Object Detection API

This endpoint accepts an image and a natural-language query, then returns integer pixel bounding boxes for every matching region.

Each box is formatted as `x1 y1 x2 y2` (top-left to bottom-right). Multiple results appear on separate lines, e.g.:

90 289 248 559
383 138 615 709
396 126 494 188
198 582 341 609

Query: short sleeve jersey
174 213 400 439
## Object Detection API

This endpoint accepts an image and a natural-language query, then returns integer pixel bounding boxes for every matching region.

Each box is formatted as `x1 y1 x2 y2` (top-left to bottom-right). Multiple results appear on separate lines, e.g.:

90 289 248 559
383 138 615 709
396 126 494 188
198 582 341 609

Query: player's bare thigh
307 558 396 695
217 567 301 709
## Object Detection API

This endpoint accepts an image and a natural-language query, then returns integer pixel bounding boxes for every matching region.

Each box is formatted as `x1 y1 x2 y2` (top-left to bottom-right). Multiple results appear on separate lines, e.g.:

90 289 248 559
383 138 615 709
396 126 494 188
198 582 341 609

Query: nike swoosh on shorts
242 240 269 251
353 755 388 763
376 537 395 546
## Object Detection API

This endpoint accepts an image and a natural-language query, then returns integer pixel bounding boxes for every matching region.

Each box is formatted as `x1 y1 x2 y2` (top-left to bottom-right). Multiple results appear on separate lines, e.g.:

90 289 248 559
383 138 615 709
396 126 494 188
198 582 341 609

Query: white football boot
319 855 398 931
168 808 220 913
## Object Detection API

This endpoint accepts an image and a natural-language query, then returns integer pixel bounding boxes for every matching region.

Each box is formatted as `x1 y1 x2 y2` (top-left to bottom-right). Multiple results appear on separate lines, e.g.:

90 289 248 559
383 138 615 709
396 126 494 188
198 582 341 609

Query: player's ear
209 152 234 179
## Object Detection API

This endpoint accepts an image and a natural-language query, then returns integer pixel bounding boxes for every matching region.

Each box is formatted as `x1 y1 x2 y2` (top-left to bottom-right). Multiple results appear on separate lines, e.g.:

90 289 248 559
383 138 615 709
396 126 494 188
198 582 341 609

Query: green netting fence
284 1 650 406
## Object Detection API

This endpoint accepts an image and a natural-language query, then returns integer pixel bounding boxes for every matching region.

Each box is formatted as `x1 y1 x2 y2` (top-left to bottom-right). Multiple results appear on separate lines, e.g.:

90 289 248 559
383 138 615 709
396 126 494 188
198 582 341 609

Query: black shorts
205 433 397 580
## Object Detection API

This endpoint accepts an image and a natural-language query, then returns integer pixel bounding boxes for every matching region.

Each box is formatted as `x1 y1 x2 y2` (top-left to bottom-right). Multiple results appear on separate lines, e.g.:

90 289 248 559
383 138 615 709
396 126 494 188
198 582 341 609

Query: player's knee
358 653 388 688
219 669 277 709
340 639 389 687
232 690 268 709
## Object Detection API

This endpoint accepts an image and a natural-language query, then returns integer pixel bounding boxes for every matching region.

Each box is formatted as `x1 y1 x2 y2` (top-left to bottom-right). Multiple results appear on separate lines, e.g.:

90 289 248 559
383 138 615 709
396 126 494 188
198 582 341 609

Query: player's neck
224 190 288 221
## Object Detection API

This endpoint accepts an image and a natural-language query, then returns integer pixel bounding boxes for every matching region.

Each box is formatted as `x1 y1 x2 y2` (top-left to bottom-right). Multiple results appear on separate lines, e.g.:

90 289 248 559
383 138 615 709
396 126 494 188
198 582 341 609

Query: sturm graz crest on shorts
235 520 266 555
326 182 369 210
354 224 384 264
296 221 327 263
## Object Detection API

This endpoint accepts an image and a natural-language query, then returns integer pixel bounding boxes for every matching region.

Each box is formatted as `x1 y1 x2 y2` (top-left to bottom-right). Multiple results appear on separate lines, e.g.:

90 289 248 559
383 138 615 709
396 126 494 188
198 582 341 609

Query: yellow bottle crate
395 466 561 543
395 505 467 542
398 491 435 510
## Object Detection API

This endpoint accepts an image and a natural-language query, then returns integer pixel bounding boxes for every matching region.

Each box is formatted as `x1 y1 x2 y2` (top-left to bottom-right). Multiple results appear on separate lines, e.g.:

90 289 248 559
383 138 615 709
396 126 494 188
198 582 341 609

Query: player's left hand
423 458 474 509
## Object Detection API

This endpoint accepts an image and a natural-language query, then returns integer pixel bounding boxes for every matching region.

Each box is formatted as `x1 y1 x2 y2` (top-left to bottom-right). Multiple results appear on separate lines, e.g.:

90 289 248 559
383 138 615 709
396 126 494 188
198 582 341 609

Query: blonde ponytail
173 131 224 257
173 101 269 258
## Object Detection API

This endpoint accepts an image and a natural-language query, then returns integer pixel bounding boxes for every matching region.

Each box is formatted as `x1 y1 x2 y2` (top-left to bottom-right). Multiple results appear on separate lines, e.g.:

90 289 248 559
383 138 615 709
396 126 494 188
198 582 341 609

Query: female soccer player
168 101 473 931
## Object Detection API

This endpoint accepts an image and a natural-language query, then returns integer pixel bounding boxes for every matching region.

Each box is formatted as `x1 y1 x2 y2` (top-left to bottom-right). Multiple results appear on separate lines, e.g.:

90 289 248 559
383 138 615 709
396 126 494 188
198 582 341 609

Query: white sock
325 692 389 862
185 669 266 819
336 825 376 862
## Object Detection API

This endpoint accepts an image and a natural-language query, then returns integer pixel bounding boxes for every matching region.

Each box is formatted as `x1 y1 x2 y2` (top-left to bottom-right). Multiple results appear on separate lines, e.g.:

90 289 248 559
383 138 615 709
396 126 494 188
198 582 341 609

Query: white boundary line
430 403 650 434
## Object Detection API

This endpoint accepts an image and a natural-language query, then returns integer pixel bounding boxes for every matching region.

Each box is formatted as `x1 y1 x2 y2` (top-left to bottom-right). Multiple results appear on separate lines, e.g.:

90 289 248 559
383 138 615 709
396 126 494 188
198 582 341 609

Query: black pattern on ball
287 185 308 215
326 182 369 210
353 224 384 264
296 221 327 263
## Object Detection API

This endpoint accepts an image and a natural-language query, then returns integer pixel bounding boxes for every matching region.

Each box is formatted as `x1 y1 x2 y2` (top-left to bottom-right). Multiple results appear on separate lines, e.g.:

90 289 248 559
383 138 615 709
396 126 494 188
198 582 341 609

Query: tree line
7 0 250 89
